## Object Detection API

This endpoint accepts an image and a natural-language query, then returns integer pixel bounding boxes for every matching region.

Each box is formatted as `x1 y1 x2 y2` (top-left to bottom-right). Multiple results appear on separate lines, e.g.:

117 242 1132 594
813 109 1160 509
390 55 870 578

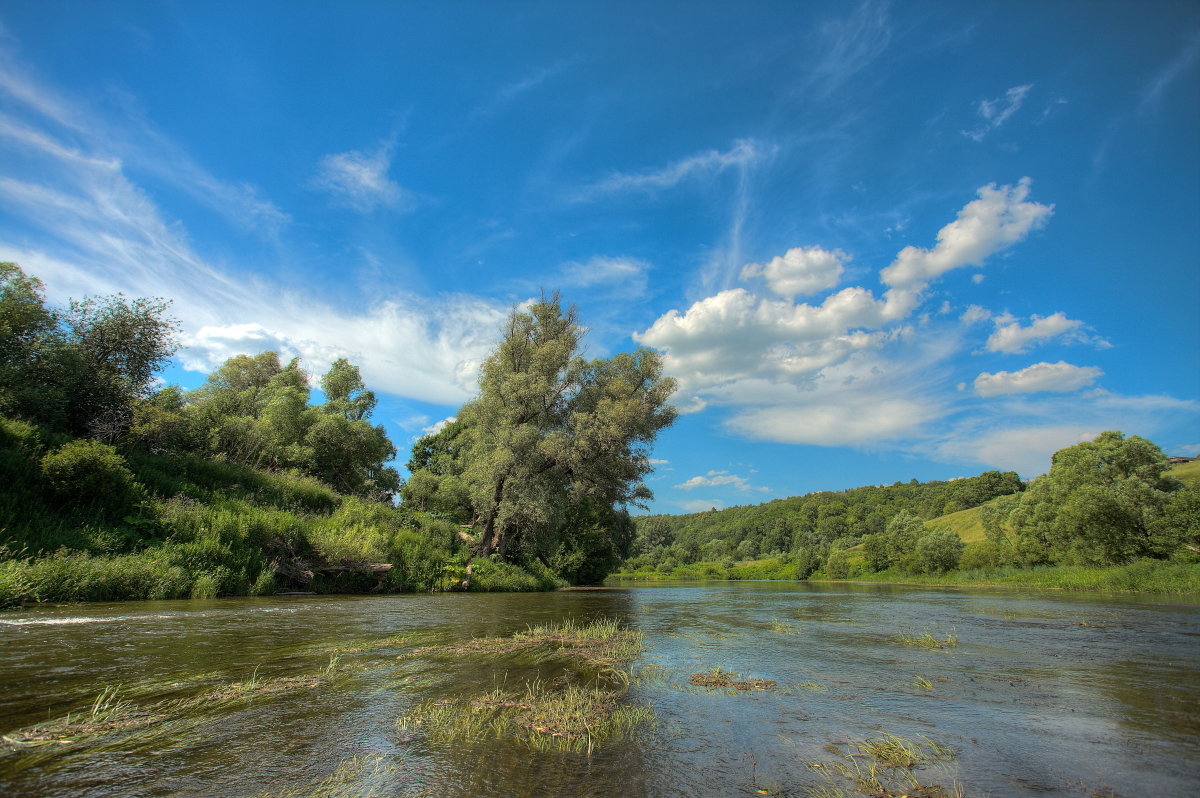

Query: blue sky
2 1 1197 514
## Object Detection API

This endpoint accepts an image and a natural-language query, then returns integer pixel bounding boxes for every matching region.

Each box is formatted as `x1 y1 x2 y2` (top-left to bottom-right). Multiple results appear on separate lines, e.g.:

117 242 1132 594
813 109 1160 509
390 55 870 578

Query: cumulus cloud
962 84 1033 141
985 311 1107 353
740 246 848 299
880 178 1053 291
973 361 1103 397
675 470 768 493
574 138 764 201
313 140 410 212
634 287 901 392
420 416 457 436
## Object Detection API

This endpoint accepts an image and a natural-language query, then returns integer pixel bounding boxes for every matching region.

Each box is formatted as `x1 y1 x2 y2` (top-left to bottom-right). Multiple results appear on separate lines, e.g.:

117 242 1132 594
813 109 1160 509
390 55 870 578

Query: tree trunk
473 476 506 558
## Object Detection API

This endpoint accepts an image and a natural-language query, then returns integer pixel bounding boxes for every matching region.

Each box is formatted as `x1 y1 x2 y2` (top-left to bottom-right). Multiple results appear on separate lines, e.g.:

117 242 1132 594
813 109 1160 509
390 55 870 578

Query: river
1 581 1197 797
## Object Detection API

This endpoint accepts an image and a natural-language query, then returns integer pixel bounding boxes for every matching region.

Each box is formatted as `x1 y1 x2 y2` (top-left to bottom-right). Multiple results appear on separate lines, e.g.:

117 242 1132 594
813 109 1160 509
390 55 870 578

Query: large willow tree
445 296 676 568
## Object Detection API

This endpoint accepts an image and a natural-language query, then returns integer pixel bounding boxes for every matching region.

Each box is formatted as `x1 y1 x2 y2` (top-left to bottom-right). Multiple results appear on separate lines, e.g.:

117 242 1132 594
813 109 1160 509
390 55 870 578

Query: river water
1 582 1197 797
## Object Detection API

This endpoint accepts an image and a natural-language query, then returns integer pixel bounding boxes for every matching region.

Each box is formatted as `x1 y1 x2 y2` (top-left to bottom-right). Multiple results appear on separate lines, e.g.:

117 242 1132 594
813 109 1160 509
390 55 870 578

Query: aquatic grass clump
804 732 960 798
410 617 643 678
397 617 651 754
689 667 777 691
897 625 958 650
250 754 402 798
399 679 653 754
1 657 360 756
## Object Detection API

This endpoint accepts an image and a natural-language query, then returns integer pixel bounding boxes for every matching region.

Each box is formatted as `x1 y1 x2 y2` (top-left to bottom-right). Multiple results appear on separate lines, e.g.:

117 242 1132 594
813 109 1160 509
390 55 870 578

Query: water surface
1 582 1197 797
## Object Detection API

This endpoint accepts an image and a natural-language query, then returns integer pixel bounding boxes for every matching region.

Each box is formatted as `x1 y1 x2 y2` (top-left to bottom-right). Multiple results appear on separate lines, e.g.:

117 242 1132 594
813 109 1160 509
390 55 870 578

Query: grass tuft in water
912 675 934 690
250 753 402 798
897 626 958 650
804 732 960 798
689 667 777 691
399 679 653 754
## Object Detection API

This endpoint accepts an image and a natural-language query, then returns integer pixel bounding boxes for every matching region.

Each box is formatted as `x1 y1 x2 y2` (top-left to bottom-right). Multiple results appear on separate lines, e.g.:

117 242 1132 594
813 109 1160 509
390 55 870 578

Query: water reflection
0 583 1196 797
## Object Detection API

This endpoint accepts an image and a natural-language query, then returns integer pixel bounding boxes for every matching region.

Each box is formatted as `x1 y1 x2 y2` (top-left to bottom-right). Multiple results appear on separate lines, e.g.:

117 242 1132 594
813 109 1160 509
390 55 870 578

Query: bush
40 439 143 511
912 529 965 574
468 558 564 592
825 549 850 579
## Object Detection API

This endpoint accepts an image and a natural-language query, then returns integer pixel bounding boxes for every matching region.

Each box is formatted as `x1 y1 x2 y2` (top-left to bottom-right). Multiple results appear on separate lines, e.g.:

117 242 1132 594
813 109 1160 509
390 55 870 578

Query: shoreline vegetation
2 263 1197 608
607 558 1200 596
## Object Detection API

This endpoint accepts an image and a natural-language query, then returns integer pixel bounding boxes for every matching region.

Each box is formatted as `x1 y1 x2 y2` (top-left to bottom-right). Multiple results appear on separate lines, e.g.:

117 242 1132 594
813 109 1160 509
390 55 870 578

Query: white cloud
881 178 1052 291
574 139 764 201
728 396 936 447
648 458 670 466
558 255 650 296
963 84 1033 141
960 304 991 324
740 246 848 299
634 287 903 394
973 361 1103 397
0 65 508 406
674 469 768 492
985 311 1108 353
1139 30 1200 113
313 140 410 212
933 391 1198 476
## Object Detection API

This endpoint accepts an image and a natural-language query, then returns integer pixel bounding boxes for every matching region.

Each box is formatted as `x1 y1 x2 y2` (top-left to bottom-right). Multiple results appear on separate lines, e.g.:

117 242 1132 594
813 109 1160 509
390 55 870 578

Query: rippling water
1 582 1197 797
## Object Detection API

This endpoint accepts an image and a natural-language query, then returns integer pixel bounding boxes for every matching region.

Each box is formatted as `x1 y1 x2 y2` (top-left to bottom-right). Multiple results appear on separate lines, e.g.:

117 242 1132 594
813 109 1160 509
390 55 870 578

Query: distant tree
912 529 965 573
825 549 849 579
1007 431 1184 564
0 263 179 438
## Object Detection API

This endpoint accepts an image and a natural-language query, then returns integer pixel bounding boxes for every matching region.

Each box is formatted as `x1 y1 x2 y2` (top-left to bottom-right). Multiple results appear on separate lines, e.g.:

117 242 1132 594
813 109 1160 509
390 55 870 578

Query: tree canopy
402 296 677 581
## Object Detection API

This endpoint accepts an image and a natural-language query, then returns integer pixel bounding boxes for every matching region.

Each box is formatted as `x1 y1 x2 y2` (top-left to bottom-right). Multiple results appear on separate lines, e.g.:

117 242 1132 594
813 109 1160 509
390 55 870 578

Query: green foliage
912 528 965 574
825 549 850 579
0 263 179 439
628 469 1022 578
404 296 675 586
40 439 144 514
467 557 565 592
1001 431 1186 565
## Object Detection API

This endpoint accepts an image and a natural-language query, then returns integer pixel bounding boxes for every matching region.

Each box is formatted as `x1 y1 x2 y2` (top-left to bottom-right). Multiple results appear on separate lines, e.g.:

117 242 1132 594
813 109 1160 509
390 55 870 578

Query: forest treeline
617 431 1200 589
622 469 1023 578
0 265 674 606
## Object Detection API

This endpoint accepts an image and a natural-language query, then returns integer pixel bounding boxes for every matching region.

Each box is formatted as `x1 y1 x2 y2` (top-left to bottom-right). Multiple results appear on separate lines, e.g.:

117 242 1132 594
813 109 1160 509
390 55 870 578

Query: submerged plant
688 667 777 691
804 732 960 798
399 679 653 754
898 626 959 650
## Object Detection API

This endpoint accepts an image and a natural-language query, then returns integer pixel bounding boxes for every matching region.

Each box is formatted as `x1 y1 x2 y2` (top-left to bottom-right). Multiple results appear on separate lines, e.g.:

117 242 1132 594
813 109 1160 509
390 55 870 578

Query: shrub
912 528 965 574
40 439 143 511
825 549 850 579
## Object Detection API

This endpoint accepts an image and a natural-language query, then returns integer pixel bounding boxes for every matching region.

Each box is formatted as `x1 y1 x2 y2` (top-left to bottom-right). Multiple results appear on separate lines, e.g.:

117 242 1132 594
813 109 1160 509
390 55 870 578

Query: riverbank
607 557 1200 595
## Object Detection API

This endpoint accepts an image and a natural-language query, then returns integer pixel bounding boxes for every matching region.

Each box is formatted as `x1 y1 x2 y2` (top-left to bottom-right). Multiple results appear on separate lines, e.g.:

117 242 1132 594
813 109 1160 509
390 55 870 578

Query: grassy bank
608 557 1200 595
0 414 561 608
813 559 1200 594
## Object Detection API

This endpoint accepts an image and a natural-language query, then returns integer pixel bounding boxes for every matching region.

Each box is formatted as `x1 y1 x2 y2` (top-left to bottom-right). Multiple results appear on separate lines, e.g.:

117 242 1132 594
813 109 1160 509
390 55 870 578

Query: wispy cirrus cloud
0 56 289 237
0 54 507 405
1139 29 1200 113
572 138 765 201
312 138 411 213
962 84 1033 141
